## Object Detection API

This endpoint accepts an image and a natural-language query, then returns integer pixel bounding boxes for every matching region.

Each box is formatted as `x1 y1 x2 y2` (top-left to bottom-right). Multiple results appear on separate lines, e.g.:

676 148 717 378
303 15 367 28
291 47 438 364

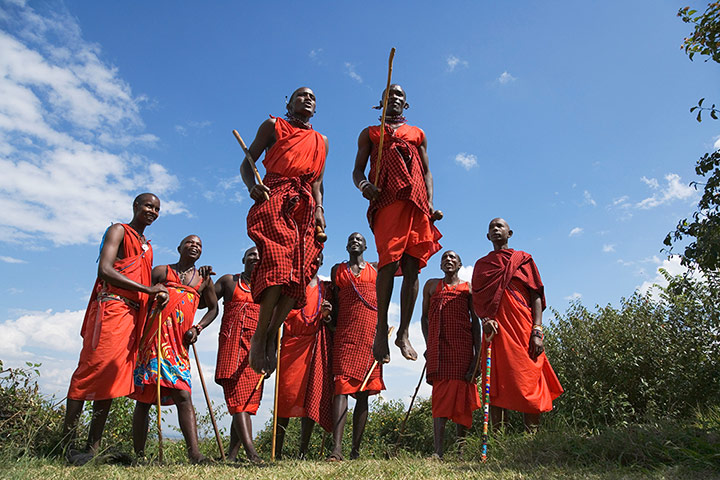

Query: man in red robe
63 193 168 464
274 253 334 459
472 218 563 431
214 247 264 463
421 250 481 458
327 232 384 461
131 235 218 463
240 87 328 377
352 84 442 365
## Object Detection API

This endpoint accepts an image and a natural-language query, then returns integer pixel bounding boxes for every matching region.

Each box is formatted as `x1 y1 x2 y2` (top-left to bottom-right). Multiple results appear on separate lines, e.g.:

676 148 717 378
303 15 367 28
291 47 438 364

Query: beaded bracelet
193 324 204 334
530 329 543 340
315 204 324 212
358 179 370 191
532 325 543 332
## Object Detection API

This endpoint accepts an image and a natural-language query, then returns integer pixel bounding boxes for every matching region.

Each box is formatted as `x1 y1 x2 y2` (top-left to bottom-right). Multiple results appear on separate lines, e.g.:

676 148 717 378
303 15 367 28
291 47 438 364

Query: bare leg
264 294 296 374
524 412 540 433
490 405 506 431
433 417 448 458
228 415 241 461
455 423 467 458
86 399 112 454
350 392 369 459
170 389 203 463
329 393 348 459
396 254 419 360
374 260 399 363
299 417 315 458
275 417 289 460
62 398 85 449
233 412 262 463
249 285 282 374
132 401 152 456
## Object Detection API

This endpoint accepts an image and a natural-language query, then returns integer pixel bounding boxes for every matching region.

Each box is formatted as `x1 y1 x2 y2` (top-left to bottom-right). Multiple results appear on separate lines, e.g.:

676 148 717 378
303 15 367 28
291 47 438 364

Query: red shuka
247 117 326 307
67 224 153 401
332 262 384 395
472 249 563 414
276 281 333 432
366 124 441 269
214 276 263 414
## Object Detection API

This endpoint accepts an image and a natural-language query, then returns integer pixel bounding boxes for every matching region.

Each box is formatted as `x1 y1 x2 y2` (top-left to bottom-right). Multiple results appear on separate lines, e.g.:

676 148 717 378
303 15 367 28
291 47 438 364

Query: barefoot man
131 235 218 463
240 87 328 376
421 250 482 459
352 84 442 364
472 218 563 431
214 247 264 463
275 253 334 459
63 193 167 464
327 232 384 461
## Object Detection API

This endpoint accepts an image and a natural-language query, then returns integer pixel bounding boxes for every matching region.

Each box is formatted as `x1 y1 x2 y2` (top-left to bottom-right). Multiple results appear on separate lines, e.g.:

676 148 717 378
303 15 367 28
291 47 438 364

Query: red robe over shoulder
276 281 333 432
366 124 441 269
67 224 152 401
247 117 326 307
214 276 263 414
472 249 563 414
332 262 384 396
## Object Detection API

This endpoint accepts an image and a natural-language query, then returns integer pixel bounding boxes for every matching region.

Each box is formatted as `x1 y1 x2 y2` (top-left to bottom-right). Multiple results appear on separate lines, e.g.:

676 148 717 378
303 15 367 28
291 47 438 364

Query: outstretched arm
352 127 380 201
239 118 276 203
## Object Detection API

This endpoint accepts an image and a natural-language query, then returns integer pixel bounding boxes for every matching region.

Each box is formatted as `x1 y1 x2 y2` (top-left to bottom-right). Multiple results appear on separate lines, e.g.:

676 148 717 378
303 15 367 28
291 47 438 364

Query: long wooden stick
360 326 394 391
232 129 269 201
481 339 493 463
373 47 396 186
156 312 163 463
395 363 426 452
271 327 282 461
192 344 226 461
254 373 264 391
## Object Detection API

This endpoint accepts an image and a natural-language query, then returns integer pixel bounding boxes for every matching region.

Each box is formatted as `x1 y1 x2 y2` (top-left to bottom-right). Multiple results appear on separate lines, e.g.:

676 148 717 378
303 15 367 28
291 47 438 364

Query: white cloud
309 48 323 62
0 3 183 246
344 62 362 83
602 244 615 253
454 152 477 170
0 255 25 263
564 292 582 301
713 135 720 151
458 265 473 282
637 255 703 296
636 173 697 209
583 190 596 207
498 71 516 84
1 308 84 358
446 55 468 72
569 227 583 237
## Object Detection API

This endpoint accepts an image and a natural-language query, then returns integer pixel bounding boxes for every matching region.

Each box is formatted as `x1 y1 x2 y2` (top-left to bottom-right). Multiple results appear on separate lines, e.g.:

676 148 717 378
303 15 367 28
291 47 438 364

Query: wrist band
315 204 324 212
193 324 203 334
358 179 370 191
532 325 543 332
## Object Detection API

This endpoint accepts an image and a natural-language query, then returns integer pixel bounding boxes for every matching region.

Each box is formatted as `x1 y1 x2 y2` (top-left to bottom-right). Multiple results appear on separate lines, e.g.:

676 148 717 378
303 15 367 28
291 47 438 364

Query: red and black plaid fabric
247 172 322 308
366 124 431 230
332 263 380 381
426 281 474 384
304 316 333 432
214 293 263 412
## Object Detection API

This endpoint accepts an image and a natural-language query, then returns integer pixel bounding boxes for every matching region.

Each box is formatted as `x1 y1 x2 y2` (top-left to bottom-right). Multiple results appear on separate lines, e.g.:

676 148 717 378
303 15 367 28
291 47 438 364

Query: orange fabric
227 398 259 415
368 123 425 146
372 200 442 269
431 379 482 428
482 279 563 414
67 224 153 401
262 117 326 180
334 375 385 397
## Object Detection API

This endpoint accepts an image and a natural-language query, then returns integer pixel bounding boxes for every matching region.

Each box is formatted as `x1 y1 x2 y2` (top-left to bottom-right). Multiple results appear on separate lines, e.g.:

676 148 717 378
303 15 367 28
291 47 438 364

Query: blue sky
1 0 717 436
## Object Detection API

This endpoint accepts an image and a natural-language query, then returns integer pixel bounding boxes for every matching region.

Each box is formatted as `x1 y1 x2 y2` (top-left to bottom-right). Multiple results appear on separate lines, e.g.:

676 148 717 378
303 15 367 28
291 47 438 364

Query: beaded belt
98 292 140 310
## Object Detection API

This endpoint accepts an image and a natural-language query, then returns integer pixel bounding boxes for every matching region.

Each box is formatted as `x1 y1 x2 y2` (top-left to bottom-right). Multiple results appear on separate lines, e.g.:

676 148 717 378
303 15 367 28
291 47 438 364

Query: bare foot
395 334 418 361
249 333 267 374
372 329 391 364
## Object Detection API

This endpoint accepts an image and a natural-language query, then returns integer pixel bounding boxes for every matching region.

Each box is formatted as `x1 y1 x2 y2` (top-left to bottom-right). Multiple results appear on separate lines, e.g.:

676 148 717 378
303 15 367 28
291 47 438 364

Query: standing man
472 218 563 431
352 84 442 365
421 250 482 459
131 235 218 463
214 247 264 463
63 193 168 464
327 232 383 461
240 87 329 376
275 253 334 459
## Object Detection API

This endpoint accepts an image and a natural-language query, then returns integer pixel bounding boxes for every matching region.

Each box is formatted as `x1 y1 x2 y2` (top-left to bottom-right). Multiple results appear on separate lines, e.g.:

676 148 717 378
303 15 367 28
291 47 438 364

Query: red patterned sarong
332 262 384 396
247 117 326 307
276 281 333 431
215 278 263 414
67 224 152 401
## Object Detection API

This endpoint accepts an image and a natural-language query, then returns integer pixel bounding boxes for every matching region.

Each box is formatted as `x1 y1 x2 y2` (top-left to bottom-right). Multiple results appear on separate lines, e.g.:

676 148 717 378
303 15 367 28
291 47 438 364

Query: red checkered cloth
247 172 322 308
214 285 263 413
366 124 431 229
426 281 474 384
332 263 381 382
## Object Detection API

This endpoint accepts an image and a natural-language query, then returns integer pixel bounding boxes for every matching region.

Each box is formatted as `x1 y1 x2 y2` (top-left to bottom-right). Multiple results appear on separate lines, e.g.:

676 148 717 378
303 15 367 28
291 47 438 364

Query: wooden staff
360 326 394 391
271 326 283 461
394 363 426 453
155 310 163 463
192 344 226 461
373 47 396 187
254 373 265 391
232 129 269 201
481 337 493 463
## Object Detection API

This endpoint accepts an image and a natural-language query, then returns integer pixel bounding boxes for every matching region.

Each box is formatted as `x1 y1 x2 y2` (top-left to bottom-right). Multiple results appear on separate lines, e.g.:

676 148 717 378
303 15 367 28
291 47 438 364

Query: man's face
179 235 202 260
134 195 160 226
346 232 366 254
385 84 406 116
288 87 316 118
440 251 461 275
487 218 511 244
243 247 260 270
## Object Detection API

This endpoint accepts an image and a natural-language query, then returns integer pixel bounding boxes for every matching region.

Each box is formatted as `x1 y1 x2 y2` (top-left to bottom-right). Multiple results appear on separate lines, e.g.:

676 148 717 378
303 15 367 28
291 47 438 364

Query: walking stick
254 373 265 391
394 363 426 453
271 326 283 461
481 337 493 463
360 326 394 391
319 431 328 458
192 344 226 461
373 47 396 187
155 310 163 463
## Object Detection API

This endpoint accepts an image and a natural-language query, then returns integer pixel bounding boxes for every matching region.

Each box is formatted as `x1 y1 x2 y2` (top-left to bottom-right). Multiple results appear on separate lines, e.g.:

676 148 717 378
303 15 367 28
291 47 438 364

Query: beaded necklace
346 263 378 311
